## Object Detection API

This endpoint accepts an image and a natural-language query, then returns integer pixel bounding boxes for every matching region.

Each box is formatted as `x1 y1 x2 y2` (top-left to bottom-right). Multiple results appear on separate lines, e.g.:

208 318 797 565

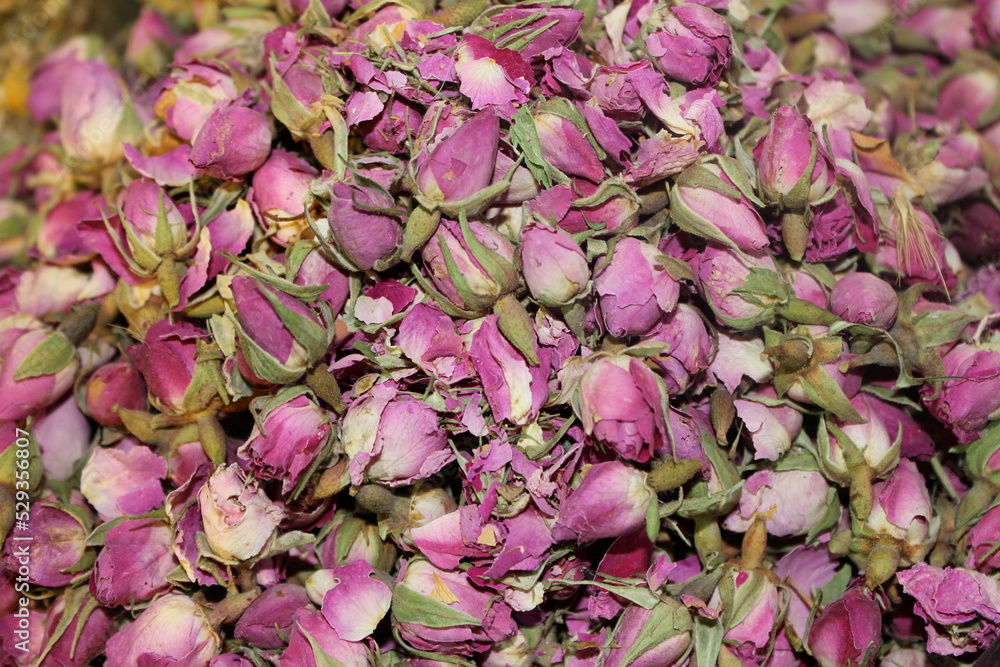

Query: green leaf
14 332 75 381
391 584 482 628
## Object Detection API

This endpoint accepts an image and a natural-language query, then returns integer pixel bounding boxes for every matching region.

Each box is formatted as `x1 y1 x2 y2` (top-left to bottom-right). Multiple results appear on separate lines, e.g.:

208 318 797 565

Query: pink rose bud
755 106 833 210
1 494 91 587
642 303 716 394
966 504 1000 572
897 562 1000 656
671 161 769 252
234 583 311 649
724 470 834 537
134 320 206 414
199 463 284 562
342 391 453 487
41 595 116 667
104 594 222 667
58 59 142 167
318 510 397 571
579 355 669 463
90 518 176 608
808 585 883 667
422 218 520 315
553 461 655 542
593 237 680 338
734 391 803 461
693 244 785 330
938 67 1000 129
80 439 168 520
397 303 475 385
866 459 935 559
85 357 147 426
191 107 273 179
921 343 1000 444
589 62 662 122
642 3 733 86
248 149 318 247
0 317 78 422
322 178 403 270
829 273 898 329
823 393 898 481
526 178 640 236
532 104 605 183
230 275 331 385
603 598 693 667
394 559 517 656
238 394 331 494
519 223 590 307
156 62 240 142
469 315 550 426
415 108 499 206
711 566 788 664
804 193 859 262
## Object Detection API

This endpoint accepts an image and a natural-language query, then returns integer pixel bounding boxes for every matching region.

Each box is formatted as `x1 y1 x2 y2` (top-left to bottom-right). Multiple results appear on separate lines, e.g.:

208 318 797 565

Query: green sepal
509 105 568 189
85 510 168 548
797 367 864 423
259 287 331 362
569 177 640 236
226 252 330 301
120 214 164 273
391 582 483 628
269 58 316 135
967 421 1000 483
534 97 606 161
14 331 76 381
616 597 694 666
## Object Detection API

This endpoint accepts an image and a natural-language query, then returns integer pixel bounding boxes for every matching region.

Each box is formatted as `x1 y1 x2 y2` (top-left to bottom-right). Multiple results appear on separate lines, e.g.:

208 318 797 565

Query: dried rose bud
238 394 331 494
234 584 311 649
553 461 655 542
321 178 403 271
0 316 78 422
422 218 520 315
578 355 668 463
190 106 273 179
642 3 733 86
230 276 331 386
85 357 147 427
808 585 882 667
248 149 318 247
90 518 175 608
603 597 693 667
519 223 590 307
199 463 284 562
724 470 834 537
829 273 898 329
593 237 680 338
104 594 221 667
0 494 91 588
921 343 1000 445
755 106 833 210
80 439 168 521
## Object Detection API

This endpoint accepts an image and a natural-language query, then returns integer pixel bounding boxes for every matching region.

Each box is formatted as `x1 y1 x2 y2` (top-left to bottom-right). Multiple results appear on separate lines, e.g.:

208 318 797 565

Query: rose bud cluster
2 0 1000 663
